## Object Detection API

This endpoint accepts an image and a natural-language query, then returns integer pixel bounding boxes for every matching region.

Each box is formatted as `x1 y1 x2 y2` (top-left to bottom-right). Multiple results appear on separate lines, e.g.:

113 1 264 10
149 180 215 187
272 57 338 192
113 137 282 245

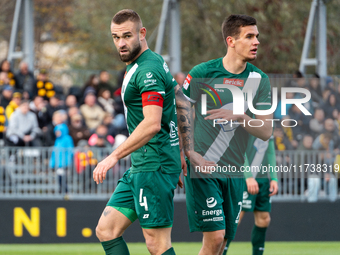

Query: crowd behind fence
0 147 338 202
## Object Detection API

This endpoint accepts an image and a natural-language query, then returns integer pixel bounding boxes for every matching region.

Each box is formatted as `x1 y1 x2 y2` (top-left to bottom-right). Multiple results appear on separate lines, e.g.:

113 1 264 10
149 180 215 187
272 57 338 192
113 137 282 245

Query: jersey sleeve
267 138 278 181
136 64 166 98
254 74 272 111
182 64 205 104
243 154 253 179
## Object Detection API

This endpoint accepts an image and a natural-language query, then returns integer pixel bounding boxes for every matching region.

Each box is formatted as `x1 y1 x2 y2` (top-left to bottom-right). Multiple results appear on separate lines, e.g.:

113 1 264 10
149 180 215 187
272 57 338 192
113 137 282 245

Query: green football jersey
244 136 278 180
183 58 271 175
122 49 181 174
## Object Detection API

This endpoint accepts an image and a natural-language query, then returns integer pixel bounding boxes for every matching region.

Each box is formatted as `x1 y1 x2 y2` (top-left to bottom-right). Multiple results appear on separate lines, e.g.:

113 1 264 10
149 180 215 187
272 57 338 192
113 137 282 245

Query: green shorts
242 178 271 212
185 161 244 240
107 168 180 228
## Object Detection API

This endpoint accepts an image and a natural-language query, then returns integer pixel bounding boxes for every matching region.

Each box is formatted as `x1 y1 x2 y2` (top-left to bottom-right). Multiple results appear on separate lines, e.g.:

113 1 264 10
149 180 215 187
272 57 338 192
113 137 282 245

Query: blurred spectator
0 59 16 87
82 74 99 97
6 100 41 146
273 126 295 151
65 94 78 109
323 118 339 148
312 132 333 151
80 91 105 131
67 106 81 125
15 61 35 94
102 113 117 138
49 116 74 196
325 76 336 92
0 71 11 89
0 105 7 140
285 70 302 87
322 89 331 103
332 108 339 120
174 72 186 87
34 69 56 100
0 85 13 108
308 74 323 108
5 92 21 119
98 88 115 114
68 114 91 146
88 124 114 148
288 104 311 141
112 113 128 136
297 134 314 150
309 108 325 137
46 94 65 124
44 110 67 147
321 94 340 119
29 96 49 130
98 70 115 93
286 70 308 88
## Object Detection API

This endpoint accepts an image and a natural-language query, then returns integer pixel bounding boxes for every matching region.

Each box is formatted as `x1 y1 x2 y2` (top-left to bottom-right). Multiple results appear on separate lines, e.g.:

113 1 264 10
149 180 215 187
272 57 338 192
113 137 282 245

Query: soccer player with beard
182 15 273 255
93 9 186 255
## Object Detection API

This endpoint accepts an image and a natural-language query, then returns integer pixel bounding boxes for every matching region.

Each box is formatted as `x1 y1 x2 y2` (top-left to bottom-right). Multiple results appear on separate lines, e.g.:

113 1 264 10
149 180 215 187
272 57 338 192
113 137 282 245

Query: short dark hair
221 14 257 45
112 9 142 29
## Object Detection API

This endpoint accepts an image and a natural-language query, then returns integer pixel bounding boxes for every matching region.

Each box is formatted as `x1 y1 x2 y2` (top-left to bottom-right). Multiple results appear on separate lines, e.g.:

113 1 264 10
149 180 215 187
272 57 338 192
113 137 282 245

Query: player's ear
139 27 147 40
226 36 235 48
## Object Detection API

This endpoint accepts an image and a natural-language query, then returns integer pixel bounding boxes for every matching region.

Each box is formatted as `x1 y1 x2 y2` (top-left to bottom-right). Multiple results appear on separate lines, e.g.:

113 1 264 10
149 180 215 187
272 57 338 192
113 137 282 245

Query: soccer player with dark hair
93 9 184 255
182 14 273 255
223 136 278 255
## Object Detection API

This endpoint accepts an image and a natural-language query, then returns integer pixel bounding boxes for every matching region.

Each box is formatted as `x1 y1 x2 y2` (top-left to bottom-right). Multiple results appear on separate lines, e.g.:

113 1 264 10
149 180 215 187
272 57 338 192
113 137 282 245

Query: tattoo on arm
174 85 193 155
103 207 111 217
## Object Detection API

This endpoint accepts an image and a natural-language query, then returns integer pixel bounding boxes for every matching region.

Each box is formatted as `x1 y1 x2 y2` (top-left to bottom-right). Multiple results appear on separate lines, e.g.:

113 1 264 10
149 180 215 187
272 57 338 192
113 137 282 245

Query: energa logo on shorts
206 197 217 208
243 191 249 200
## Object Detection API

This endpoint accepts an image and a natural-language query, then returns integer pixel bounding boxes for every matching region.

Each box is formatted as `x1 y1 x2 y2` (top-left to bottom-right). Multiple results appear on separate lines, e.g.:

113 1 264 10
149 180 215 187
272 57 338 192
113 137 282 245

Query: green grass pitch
1 242 340 255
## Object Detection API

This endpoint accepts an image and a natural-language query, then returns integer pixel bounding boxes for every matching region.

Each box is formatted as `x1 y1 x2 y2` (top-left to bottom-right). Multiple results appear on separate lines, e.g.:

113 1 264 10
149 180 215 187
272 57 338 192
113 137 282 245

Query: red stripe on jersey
142 91 164 107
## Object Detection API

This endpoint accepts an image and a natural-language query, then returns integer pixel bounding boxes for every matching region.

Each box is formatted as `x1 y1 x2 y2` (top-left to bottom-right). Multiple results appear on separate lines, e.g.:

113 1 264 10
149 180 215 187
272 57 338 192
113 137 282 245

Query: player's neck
222 53 247 74
126 42 149 65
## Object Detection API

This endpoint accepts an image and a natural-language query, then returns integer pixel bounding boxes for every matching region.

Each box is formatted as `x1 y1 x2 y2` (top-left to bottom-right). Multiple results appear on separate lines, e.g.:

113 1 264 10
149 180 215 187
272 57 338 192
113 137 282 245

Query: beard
119 41 142 63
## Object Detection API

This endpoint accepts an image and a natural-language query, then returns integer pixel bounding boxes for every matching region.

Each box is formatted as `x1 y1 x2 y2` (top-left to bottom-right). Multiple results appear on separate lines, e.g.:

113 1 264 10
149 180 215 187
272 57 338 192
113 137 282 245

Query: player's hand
269 180 278 196
93 155 118 184
204 109 243 122
189 151 216 174
246 177 259 195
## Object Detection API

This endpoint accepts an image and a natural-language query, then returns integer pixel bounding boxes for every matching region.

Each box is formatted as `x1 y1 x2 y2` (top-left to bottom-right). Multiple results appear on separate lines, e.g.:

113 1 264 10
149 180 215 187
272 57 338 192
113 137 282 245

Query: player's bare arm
175 84 216 171
174 84 192 157
93 105 162 184
204 110 272 141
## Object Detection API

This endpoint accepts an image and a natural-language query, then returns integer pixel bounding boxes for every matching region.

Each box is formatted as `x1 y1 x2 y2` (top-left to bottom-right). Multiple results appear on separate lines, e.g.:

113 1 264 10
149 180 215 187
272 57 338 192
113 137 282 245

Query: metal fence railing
0 147 338 202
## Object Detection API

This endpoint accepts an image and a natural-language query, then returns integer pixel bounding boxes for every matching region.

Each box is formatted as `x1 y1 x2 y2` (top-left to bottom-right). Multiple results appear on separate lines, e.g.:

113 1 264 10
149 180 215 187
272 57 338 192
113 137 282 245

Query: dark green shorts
185 161 244 240
242 178 271 212
107 168 180 228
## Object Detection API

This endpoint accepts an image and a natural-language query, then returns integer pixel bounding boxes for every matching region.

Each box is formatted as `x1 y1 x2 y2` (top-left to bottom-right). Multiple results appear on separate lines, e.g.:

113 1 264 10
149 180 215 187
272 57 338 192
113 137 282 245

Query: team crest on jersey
146 72 153 78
